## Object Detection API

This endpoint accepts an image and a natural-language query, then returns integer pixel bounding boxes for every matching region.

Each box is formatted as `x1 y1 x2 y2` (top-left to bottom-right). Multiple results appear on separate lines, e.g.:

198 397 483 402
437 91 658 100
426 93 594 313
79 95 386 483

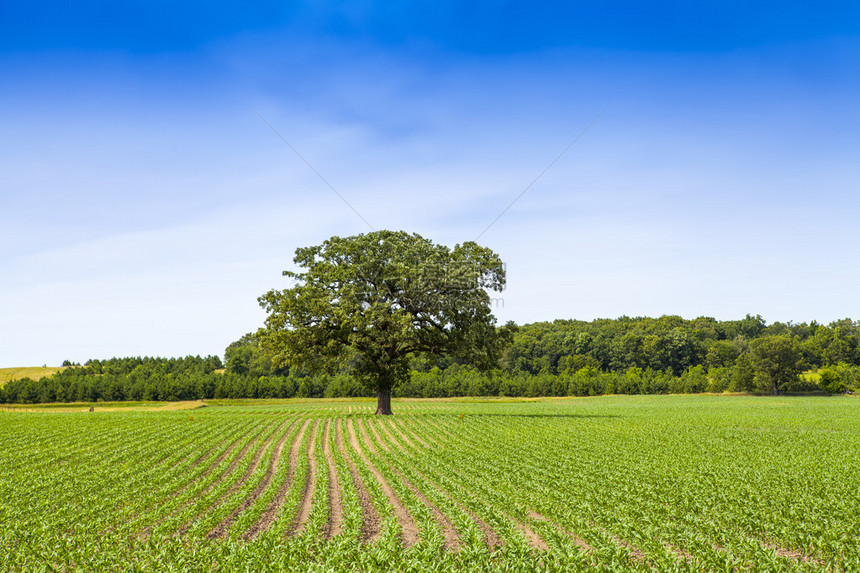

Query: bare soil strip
440 421 652 559
206 418 298 540
386 420 503 550
176 417 286 537
511 516 548 551
715 540 757 571
394 417 444 453
243 418 310 540
350 418 419 547
414 421 552 552
287 418 320 536
288 420 311 482
336 418 381 543
707 528 821 568
373 419 460 550
528 510 593 553
322 418 343 539
409 417 558 554
612 516 725 568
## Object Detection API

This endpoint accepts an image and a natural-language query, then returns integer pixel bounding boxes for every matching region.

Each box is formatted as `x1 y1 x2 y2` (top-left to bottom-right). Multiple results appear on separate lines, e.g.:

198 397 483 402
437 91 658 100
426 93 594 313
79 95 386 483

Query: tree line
501 314 860 394
2 315 858 404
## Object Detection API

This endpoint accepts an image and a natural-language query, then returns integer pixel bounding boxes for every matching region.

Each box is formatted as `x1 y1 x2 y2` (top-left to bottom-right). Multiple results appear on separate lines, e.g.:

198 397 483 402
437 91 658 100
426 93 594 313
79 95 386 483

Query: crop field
1 396 858 572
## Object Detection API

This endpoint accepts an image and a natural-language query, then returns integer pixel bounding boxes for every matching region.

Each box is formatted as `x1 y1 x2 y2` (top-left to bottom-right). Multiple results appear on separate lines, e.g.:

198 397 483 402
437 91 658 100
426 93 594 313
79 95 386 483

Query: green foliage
505 315 860 377
557 353 602 373
679 364 708 393
224 333 286 377
705 340 736 369
0 356 222 404
729 353 756 392
750 335 804 395
706 366 732 393
818 367 845 394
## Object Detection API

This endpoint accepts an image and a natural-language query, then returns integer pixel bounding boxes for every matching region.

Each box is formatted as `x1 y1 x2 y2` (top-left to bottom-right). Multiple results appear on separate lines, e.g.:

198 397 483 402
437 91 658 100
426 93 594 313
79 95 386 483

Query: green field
1 395 856 571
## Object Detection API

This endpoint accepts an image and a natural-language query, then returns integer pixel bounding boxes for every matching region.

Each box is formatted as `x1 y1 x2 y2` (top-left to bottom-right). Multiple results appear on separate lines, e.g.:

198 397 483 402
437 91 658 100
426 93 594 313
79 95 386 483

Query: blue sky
1 1 858 366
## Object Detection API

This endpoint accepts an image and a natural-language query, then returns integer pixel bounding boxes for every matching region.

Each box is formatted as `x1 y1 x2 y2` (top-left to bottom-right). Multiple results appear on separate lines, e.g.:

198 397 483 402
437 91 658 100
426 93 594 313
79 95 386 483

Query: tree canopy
750 335 804 395
257 230 513 414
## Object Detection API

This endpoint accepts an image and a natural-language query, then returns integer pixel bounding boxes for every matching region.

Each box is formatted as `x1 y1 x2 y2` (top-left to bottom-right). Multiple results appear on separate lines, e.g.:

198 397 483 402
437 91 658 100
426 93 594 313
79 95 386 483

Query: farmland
0 366 65 386
1 396 857 571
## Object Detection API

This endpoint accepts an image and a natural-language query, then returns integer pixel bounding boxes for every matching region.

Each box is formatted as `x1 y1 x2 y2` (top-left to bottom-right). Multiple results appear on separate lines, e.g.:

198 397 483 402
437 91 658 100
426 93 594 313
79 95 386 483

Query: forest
3 314 858 404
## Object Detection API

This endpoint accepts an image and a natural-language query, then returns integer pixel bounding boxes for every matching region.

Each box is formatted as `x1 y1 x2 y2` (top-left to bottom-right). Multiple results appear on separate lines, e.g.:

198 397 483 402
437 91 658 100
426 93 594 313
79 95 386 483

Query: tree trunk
375 391 393 415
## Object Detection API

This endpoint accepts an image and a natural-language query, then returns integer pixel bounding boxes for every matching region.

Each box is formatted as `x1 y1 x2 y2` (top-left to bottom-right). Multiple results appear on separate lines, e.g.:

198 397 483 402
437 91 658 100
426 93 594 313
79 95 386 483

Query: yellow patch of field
0 366 66 386
157 400 208 411
0 399 208 413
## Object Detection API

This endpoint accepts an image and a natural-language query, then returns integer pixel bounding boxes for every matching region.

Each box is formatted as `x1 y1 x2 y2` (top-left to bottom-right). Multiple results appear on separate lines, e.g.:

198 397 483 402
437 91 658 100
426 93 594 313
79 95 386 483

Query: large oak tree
258 230 512 414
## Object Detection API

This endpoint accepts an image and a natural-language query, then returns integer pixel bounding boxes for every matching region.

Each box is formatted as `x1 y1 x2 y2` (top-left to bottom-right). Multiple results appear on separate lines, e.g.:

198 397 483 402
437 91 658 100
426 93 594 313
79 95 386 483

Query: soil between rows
323 418 344 539
174 417 284 537
388 418 503 550
287 418 319 536
373 418 461 550
350 418 419 547
136 420 267 539
207 417 299 540
336 418 381 542
242 417 311 540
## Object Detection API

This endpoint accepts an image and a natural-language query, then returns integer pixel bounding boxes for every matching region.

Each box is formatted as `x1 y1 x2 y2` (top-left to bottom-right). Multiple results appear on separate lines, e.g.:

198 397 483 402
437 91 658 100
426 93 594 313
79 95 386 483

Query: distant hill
0 367 66 387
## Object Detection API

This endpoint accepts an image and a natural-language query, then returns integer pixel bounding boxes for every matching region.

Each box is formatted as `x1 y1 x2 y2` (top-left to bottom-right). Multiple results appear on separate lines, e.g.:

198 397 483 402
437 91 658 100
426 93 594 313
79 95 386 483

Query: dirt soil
336 418 381 543
174 417 282 537
322 418 344 539
208 417 298 539
528 510 590 553
376 419 461 550
287 418 320 536
350 418 419 547
242 417 310 540
386 419 504 550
